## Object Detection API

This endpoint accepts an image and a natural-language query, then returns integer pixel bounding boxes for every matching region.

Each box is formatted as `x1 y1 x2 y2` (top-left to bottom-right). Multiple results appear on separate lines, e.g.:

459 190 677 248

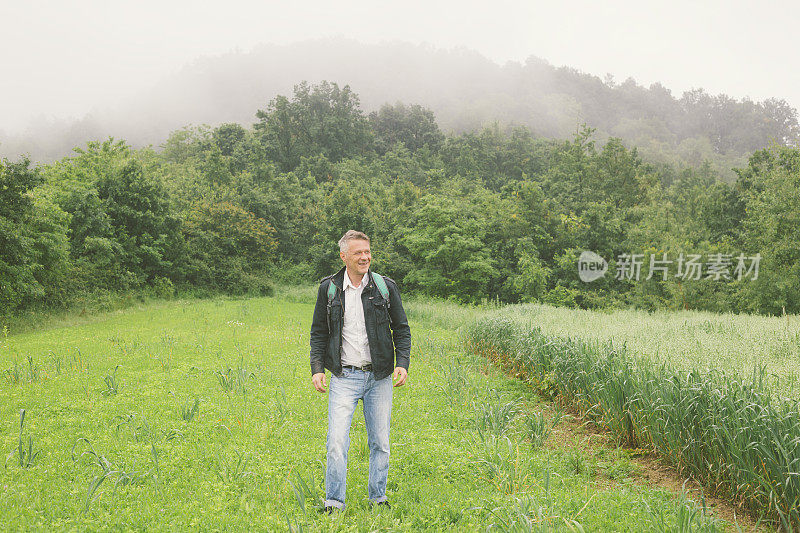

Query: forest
2 79 799 323
3 38 798 183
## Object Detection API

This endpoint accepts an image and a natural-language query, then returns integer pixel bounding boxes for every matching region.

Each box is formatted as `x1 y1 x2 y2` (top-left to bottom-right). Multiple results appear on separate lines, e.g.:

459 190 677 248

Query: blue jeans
325 368 392 509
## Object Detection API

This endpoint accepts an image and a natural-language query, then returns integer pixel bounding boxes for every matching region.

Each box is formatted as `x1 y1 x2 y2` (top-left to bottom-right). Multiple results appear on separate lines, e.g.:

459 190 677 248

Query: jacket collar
332 266 373 291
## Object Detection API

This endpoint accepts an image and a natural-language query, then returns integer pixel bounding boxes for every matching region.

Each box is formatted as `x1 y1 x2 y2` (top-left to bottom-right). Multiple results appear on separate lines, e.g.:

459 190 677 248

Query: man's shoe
371 500 391 509
321 505 337 515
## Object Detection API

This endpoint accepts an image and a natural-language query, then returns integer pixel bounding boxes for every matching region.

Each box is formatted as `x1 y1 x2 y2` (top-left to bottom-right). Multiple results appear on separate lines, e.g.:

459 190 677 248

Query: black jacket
310 267 411 381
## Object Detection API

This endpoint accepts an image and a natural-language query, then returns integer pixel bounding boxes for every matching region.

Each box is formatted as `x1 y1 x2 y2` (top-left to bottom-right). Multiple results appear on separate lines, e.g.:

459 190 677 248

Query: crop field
467 305 800 530
0 292 746 531
491 304 800 398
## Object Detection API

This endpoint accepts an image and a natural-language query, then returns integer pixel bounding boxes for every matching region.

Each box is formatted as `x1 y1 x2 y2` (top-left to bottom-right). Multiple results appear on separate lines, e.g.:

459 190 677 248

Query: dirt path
539 399 771 532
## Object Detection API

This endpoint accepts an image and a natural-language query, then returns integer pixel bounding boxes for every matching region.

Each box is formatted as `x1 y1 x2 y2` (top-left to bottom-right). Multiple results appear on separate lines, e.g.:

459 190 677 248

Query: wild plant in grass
215 357 254 395
274 387 289 425
160 331 177 348
102 365 123 395
72 437 151 513
566 449 586 476
162 428 184 442
26 355 40 382
156 331 176 370
644 488 725 533
436 355 475 407
5 357 22 384
151 442 161 490
521 409 562 448
113 460 150 489
5 356 41 385
482 498 586 533
111 336 143 358
48 349 62 375
227 320 244 341
5 409 38 468
114 413 151 442
288 468 323 519
522 412 547 446
473 392 519 438
214 448 252 484
70 347 88 373
216 366 235 392
180 398 200 422
286 516 308 532
472 434 524 494
72 438 114 473
475 463 586 532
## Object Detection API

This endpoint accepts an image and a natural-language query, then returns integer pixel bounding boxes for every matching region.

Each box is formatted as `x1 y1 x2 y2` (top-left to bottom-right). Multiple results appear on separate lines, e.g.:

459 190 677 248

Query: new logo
578 251 607 282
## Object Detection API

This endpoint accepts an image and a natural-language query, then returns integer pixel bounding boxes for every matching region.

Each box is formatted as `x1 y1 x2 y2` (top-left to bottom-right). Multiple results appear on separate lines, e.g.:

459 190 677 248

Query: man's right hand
312 372 327 393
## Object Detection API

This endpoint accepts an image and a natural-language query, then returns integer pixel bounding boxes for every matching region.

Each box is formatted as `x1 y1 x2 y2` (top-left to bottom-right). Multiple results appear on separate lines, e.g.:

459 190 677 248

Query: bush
234 271 274 297
542 286 578 308
150 277 176 299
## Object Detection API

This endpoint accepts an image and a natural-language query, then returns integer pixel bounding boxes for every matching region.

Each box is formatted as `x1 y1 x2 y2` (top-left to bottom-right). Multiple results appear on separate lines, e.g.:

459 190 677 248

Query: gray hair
338 230 370 252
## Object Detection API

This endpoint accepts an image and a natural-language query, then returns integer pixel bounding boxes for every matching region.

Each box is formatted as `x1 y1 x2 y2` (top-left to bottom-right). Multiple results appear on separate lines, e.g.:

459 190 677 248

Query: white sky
1 0 799 133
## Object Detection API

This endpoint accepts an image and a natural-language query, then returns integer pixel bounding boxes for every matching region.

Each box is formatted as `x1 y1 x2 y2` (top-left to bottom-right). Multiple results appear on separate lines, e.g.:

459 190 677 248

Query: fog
2 0 799 161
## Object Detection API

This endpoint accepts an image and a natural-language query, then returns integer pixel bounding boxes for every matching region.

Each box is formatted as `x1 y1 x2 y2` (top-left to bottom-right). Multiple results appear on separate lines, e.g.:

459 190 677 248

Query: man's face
340 239 371 277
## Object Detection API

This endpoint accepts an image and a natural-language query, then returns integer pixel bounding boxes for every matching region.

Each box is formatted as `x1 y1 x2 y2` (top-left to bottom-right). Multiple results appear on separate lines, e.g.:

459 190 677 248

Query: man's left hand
392 367 408 387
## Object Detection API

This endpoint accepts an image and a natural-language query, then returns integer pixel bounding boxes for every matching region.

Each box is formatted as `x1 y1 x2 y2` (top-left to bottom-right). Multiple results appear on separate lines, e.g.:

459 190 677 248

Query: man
310 230 411 513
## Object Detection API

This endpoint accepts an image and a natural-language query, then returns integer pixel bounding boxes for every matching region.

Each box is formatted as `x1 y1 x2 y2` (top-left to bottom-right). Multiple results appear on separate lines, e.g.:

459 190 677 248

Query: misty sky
2 0 799 134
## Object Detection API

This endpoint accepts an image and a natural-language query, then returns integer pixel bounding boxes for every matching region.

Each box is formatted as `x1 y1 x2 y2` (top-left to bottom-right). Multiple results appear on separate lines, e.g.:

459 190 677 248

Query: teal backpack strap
325 279 338 332
326 280 338 303
371 273 390 303
371 272 392 326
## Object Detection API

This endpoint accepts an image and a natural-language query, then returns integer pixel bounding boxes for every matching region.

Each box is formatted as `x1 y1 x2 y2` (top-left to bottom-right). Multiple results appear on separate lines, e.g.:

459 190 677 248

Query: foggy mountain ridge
1 37 797 181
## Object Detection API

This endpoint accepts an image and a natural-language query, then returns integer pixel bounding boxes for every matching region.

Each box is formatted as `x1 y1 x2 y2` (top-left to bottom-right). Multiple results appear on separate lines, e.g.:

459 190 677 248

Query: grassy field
0 293 741 531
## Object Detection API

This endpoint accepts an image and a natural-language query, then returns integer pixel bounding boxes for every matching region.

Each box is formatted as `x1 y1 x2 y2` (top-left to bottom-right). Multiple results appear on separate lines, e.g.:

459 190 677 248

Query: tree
738 146 800 314
594 138 653 209
183 201 277 294
369 102 444 155
0 158 71 317
97 160 185 286
399 192 494 302
439 124 551 191
507 238 550 302
254 81 373 172
211 123 255 176
541 125 598 211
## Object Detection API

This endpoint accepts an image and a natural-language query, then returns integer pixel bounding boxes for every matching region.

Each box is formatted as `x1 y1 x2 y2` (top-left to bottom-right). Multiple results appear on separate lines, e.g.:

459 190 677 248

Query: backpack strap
326 273 391 331
326 279 338 303
325 278 338 332
371 273 390 304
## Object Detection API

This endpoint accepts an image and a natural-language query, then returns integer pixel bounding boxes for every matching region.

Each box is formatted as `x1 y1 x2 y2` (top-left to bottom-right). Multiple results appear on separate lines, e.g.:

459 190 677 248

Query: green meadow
1 293 750 531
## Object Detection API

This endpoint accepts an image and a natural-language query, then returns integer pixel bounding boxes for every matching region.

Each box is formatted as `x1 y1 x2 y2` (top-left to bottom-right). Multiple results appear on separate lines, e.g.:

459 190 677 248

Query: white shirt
340 270 372 367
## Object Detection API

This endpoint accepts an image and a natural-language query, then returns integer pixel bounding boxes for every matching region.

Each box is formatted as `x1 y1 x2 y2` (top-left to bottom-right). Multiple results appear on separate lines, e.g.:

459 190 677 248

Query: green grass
0 294 739 530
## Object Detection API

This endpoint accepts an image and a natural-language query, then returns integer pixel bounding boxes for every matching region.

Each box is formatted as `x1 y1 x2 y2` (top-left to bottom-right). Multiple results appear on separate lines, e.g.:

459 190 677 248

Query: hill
2 38 797 180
